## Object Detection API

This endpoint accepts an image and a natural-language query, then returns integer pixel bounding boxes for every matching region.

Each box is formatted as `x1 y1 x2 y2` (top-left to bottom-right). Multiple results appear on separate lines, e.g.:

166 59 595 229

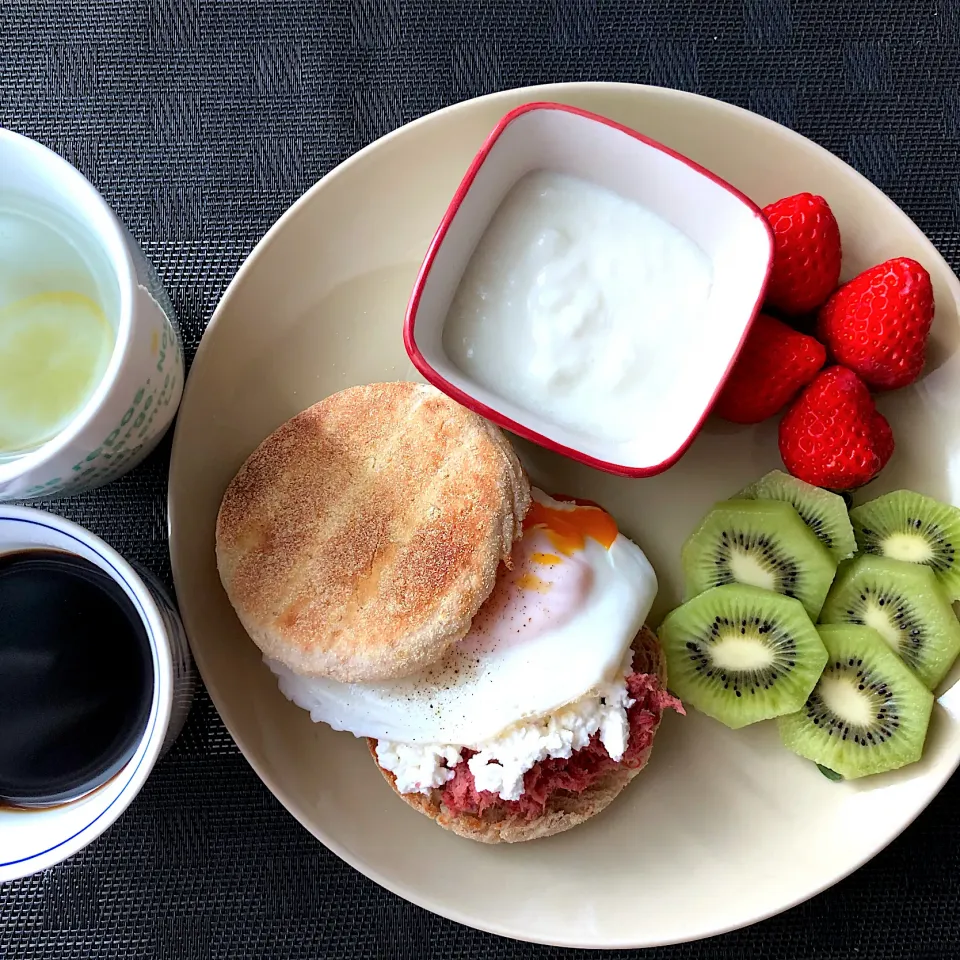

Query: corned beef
440 671 683 820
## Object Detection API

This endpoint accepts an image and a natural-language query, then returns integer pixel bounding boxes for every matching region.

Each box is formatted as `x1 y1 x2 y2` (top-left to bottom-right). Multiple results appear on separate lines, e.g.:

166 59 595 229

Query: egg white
268 490 657 746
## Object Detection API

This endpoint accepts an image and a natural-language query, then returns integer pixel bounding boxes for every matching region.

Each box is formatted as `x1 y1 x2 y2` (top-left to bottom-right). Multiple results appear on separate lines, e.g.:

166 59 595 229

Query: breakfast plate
167 82 960 948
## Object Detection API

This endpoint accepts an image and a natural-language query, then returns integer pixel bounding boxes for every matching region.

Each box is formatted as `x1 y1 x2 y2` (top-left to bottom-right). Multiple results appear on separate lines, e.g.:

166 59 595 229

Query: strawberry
762 193 842 316
817 257 934 390
778 365 894 490
713 313 826 424
872 411 895 465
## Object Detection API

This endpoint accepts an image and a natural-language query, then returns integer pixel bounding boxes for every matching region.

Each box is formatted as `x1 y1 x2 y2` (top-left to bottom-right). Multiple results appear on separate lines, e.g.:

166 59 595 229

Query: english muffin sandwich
216 381 681 843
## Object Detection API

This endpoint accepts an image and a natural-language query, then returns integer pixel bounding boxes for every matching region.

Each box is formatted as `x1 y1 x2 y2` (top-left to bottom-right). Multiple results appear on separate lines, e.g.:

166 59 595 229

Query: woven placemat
2 1 960 956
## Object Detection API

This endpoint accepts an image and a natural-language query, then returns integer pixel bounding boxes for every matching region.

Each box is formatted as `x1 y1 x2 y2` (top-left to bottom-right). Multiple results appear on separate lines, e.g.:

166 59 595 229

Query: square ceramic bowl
404 101 774 476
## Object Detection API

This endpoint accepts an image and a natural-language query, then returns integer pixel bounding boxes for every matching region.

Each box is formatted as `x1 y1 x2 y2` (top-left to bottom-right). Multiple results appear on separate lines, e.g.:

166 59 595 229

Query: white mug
0 129 184 501
0 505 195 882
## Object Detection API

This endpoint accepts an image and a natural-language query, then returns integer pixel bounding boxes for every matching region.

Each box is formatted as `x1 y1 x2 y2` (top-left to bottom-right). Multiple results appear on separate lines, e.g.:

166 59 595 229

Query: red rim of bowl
403 100 775 478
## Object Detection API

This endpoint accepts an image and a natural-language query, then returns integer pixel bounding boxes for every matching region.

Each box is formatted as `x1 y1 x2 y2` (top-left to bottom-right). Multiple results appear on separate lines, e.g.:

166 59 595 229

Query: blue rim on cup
0 506 195 882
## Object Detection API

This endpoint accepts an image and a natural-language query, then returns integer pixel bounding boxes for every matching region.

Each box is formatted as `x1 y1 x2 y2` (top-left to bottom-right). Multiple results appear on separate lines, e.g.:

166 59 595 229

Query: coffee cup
0 129 184 501
0 505 195 881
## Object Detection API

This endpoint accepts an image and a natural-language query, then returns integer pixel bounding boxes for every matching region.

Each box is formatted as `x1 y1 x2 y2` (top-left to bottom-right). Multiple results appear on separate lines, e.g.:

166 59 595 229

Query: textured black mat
2 0 960 957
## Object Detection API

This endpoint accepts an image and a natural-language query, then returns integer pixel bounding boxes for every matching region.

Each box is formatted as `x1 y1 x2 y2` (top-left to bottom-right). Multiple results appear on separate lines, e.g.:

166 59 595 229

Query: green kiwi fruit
682 499 838 620
658 584 827 729
778 624 934 779
819 555 960 689
738 469 857 564
850 490 960 601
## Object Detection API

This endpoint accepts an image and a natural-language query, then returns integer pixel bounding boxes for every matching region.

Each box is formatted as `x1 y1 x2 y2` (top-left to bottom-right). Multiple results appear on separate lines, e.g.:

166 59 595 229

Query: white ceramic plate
167 83 960 949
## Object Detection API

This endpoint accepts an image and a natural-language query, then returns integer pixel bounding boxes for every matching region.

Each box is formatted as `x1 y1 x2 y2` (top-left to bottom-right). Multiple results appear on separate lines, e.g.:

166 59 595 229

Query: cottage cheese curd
442 170 713 451
375 648 636 801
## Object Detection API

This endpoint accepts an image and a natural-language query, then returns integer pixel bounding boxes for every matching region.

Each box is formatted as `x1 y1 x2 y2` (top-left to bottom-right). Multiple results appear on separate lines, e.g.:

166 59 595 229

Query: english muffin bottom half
368 626 674 843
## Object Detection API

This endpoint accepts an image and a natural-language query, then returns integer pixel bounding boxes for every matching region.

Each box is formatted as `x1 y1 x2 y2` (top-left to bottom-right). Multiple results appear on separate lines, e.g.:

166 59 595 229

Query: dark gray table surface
2 1 960 957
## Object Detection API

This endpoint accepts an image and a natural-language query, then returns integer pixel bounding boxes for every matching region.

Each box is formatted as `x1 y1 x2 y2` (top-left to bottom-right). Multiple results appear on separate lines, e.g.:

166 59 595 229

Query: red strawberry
872 412 895 464
817 257 934 390
778 365 894 490
714 313 826 424
762 193 842 316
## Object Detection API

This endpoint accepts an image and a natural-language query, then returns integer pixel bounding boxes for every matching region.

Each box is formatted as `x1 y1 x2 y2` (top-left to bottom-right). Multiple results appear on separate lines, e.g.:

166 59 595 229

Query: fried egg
269 489 657 745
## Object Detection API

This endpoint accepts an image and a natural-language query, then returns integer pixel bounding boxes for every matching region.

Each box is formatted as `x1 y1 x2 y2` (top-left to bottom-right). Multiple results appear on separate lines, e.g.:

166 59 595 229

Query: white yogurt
442 170 713 452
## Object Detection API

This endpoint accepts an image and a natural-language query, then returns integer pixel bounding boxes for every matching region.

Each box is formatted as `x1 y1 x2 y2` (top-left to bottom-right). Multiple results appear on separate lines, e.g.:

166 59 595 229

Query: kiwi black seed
682 498 838 620
850 490 960 601
778 624 933 779
738 469 857 563
658 583 827 729
819 554 960 689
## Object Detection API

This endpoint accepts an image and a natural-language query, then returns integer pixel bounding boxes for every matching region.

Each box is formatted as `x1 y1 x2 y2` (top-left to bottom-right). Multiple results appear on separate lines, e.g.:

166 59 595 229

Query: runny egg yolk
530 551 561 566
523 496 619 556
461 493 619 652
515 571 551 593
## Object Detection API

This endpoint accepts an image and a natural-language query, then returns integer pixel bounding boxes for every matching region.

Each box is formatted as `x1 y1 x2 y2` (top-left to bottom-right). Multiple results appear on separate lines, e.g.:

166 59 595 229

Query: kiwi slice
819 555 960 689
738 469 857 564
850 490 960 601
658 584 827 729
682 499 838 620
778 624 933 779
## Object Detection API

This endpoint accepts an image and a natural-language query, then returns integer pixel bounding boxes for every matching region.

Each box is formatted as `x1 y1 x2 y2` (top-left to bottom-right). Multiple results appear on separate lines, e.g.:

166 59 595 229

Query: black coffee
0 549 154 806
